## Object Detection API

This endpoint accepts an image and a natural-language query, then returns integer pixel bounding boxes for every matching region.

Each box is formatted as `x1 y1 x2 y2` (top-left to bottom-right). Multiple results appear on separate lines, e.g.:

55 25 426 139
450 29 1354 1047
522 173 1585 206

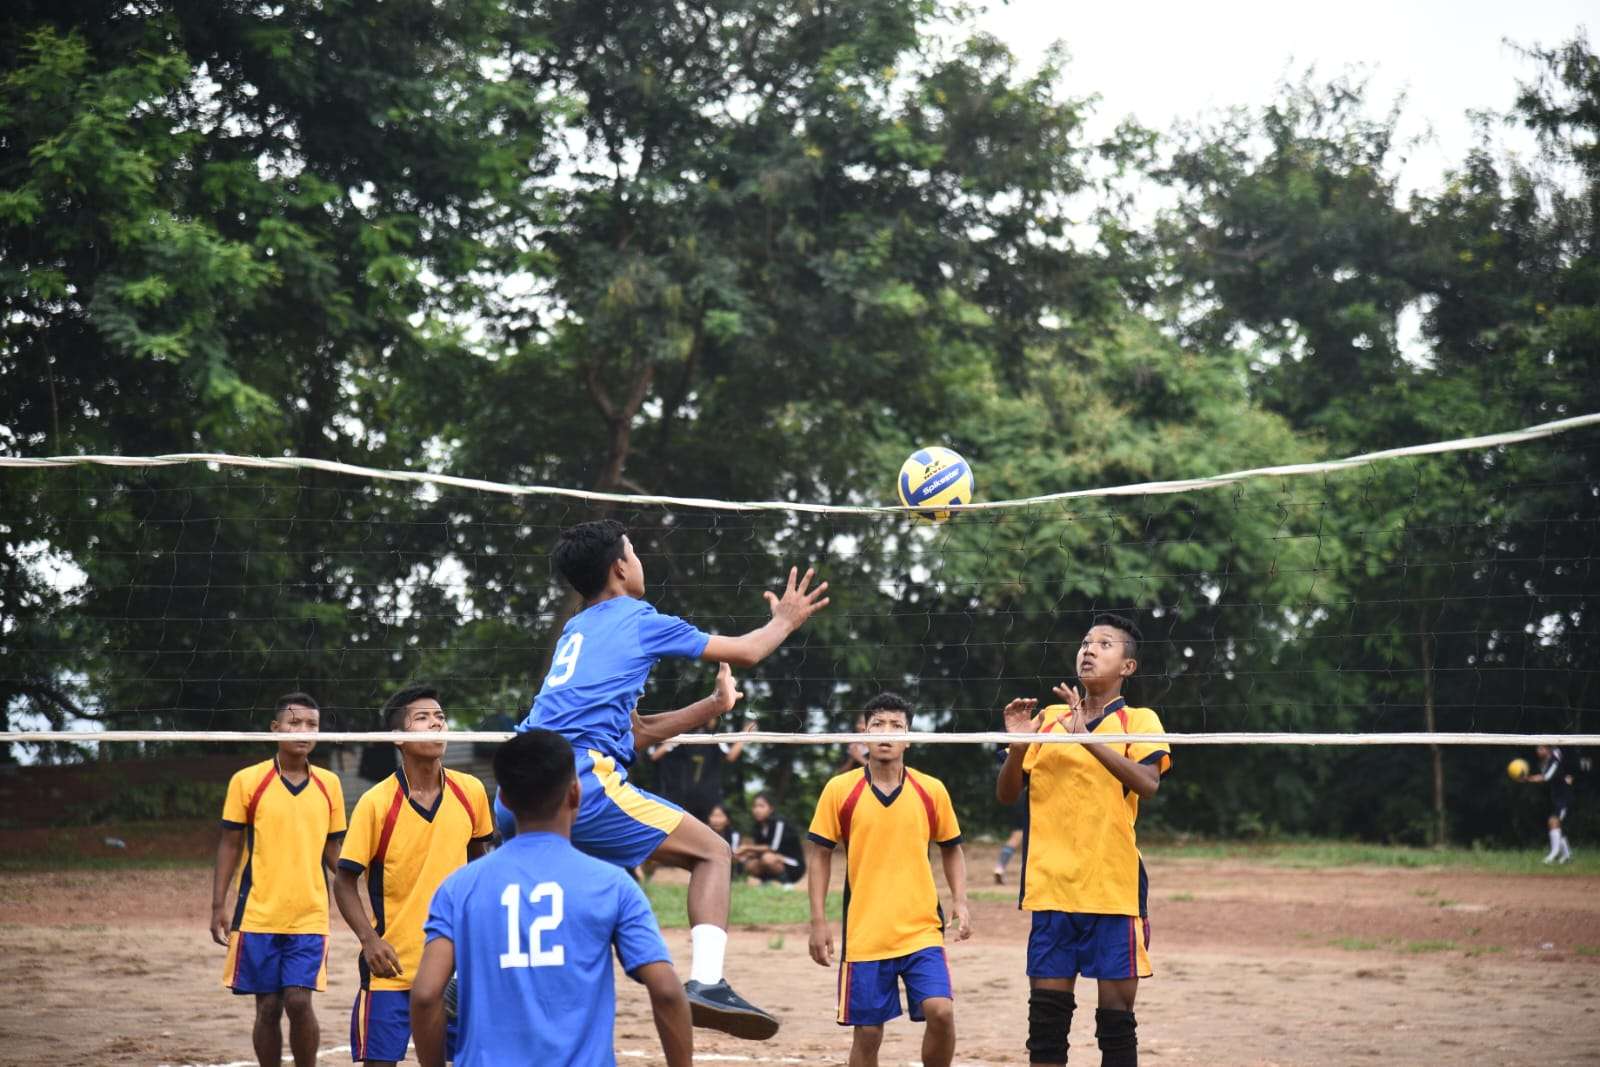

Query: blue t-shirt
424 831 672 1067
520 597 710 765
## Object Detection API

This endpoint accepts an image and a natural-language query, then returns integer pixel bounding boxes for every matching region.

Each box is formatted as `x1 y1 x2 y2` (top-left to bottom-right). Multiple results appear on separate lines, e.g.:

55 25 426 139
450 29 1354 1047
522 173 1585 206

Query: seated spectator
707 804 742 854
735 793 806 888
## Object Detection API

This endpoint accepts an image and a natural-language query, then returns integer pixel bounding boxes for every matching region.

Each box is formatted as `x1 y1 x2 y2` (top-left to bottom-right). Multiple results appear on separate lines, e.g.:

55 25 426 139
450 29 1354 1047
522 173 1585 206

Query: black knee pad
1095 1008 1137 1067
1027 988 1076 1064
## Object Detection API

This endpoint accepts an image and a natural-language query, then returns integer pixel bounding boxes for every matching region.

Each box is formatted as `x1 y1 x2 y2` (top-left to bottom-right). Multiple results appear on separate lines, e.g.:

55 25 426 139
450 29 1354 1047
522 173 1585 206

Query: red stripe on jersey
443 773 472 820
1115 708 1131 759
243 767 280 826
836 775 870 845
904 772 938 838
309 769 334 819
372 785 407 866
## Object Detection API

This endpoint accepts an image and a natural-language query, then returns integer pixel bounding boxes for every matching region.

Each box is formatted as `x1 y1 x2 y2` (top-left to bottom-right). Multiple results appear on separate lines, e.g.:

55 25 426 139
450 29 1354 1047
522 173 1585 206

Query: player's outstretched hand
808 921 835 967
361 935 404 979
710 662 744 715
764 566 829 631
950 901 972 942
210 906 231 947
1001 698 1039 735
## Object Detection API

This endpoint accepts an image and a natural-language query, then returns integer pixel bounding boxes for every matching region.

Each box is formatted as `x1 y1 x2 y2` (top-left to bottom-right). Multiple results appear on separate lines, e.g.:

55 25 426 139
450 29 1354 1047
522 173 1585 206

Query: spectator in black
707 804 742 854
736 792 806 887
649 721 754 823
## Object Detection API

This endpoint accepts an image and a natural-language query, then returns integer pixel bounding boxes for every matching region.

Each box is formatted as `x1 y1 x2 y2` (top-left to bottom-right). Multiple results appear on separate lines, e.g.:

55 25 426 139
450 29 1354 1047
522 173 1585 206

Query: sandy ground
1 849 1597 1067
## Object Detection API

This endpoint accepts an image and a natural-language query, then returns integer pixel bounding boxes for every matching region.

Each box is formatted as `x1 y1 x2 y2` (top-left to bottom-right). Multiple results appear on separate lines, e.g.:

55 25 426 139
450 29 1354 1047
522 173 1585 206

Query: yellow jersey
1020 698 1171 916
808 766 962 962
338 766 494 990
220 757 347 934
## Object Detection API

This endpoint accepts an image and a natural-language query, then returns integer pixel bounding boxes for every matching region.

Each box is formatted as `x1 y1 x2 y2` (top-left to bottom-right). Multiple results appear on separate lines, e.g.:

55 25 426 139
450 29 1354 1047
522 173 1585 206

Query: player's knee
852 1024 885 1052
921 996 955 1032
1026 988 1074 1064
1094 1008 1137 1066
254 992 284 1021
282 987 314 1017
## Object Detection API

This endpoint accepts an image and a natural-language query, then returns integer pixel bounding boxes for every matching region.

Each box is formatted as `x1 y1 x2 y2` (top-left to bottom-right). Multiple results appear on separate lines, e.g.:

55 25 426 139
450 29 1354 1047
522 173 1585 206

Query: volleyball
1506 758 1530 781
897 446 975 523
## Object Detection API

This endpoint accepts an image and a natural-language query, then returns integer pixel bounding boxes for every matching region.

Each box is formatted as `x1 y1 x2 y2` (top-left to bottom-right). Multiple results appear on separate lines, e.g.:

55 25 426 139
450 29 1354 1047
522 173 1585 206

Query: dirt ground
1 847 1597 1067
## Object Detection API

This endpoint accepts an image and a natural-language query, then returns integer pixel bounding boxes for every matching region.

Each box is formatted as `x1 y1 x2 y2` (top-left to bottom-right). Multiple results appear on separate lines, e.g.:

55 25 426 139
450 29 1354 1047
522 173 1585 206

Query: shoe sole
688 999 781 1040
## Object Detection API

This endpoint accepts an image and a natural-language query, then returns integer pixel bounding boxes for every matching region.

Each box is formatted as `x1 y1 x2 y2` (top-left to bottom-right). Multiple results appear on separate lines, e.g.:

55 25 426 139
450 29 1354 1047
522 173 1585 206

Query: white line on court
163 1047 998 1067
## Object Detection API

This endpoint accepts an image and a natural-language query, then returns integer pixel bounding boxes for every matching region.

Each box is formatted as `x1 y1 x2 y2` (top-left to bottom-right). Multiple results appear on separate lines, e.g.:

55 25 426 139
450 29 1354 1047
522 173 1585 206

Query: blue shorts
837 946 953 1027
1026 911 1152 981
223 931 329 994
495 748 685 869
351 988 457 1063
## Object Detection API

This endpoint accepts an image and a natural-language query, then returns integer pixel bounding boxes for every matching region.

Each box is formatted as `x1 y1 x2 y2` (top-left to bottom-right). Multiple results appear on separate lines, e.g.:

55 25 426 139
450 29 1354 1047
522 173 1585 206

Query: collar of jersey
273 755 312 795
860 764 907 807
395 764 445 822
1043 695 1128 735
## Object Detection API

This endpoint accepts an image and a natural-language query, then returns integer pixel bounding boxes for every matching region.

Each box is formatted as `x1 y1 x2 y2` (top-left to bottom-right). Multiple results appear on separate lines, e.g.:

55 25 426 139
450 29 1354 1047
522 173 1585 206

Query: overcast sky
977 0 1592 194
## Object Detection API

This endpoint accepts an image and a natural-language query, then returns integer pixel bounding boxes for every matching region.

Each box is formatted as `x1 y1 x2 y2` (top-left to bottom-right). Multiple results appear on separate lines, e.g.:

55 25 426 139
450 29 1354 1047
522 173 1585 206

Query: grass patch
1403 939 1458 954
1412 888 1438 898
1464 945 1506 958
1329 936 1384 951
644 881 839 928
1575 945 1600 957
1169 892 1196 903
1145 840 1600 875
0 853 208 872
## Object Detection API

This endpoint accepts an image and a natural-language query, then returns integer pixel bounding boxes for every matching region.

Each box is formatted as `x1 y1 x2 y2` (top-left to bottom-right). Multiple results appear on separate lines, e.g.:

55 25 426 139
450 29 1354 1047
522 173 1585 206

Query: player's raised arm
702 566 829 668
632 663 744 750
996 698 1038 805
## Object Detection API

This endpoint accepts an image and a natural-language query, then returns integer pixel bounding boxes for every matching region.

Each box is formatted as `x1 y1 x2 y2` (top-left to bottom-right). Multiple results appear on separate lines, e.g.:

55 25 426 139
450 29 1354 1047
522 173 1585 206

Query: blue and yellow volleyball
897 446 975 522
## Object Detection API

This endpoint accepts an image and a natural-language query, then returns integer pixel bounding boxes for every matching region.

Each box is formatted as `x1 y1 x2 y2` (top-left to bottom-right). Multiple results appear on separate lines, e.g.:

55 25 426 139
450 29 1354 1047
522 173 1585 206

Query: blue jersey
520 596 709 765
424 831 672 1067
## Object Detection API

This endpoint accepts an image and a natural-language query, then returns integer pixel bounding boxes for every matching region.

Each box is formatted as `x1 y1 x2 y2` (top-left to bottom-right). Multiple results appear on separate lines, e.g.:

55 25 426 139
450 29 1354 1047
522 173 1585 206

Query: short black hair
1092 613 1142 656
495 729 576 821
553 519 628 598
382 684 441 732
862 691 913 725
273 692 319 719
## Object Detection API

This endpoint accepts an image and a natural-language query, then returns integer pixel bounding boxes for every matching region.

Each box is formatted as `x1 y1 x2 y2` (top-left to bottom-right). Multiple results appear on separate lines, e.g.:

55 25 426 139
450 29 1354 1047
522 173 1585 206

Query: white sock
1560 834 1572 859
1547 828 1562 858
689 924 727 986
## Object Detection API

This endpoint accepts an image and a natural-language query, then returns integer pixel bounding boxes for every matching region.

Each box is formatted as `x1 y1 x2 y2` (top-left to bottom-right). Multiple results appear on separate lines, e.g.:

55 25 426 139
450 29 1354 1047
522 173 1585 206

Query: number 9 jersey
520 597 710 767
424 830 672 1067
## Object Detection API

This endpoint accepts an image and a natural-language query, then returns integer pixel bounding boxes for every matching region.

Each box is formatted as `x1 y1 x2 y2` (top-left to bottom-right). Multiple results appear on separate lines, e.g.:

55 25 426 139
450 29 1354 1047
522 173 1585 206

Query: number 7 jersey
424 830 672 1067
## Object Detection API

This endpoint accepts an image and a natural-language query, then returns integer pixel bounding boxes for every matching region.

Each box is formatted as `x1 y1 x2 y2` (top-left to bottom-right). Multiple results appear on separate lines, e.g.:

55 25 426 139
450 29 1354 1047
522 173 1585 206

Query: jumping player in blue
412 728 692 1067
498 519 829 1039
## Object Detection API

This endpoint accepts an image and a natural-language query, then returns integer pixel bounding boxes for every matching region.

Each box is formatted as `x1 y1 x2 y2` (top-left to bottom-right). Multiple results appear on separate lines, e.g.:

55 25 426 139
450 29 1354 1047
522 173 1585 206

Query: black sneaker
683 979 780 1040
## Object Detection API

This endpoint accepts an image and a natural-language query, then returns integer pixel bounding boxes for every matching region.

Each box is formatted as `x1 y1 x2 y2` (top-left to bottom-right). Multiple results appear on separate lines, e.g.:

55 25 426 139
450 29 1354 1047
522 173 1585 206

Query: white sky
978 0 1593 195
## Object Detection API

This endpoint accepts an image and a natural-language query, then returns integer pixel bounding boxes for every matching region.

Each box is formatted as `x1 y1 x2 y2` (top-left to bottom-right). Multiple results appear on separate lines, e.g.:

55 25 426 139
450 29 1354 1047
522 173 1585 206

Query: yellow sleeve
1020 706 1064 774
326 774 348 836
1127 708 1172 775
339 790 377 871
808 778 842 846
933 780 962 845
221 768 250 825
467 776 494 840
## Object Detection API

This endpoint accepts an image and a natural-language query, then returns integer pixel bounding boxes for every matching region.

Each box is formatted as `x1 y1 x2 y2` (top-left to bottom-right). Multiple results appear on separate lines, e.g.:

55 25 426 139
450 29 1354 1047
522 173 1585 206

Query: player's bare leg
251 993 283 1067
281 987 318 1067
920 996 956 1067
652 813 780 1039
849 1023 885 1067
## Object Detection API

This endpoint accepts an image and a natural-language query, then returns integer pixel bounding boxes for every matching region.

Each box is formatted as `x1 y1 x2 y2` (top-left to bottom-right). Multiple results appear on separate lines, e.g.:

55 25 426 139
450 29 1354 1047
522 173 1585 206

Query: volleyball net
3 413 1597 839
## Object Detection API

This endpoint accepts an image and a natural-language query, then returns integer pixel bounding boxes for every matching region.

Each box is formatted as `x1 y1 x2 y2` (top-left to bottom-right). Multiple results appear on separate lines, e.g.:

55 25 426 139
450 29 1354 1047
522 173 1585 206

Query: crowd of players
209 519 1575 1067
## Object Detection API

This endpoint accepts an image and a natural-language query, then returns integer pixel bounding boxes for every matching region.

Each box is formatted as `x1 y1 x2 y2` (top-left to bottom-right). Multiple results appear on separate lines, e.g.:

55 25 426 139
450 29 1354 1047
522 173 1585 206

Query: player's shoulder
820 767 868 796
307 763 343 792
444 768 488 799
229 757 276 786
352 773 399 810
1123 704 1164 729
905 766 950 796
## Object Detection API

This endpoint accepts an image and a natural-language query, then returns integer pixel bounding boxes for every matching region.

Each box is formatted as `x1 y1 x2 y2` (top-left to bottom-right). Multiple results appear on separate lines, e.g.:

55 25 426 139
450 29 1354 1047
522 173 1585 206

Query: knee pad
1095 1008 1137 1067
1026 988 1075 1064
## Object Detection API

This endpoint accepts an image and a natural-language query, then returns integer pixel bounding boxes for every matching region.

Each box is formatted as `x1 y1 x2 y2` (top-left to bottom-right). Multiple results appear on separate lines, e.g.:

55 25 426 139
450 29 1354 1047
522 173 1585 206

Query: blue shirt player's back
520 597 710 765
424 831 673 1067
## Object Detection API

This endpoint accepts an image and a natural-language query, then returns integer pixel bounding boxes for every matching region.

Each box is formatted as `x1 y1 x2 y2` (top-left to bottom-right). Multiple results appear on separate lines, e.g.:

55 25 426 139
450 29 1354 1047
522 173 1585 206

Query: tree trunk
1420 609 1446 847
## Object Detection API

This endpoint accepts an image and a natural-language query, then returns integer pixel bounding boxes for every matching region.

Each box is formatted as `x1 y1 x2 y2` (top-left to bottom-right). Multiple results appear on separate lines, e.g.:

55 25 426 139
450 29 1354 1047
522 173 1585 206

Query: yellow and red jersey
808 765 962 962
1021 697 1171 916
338 765 494 991
220 757 347 934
